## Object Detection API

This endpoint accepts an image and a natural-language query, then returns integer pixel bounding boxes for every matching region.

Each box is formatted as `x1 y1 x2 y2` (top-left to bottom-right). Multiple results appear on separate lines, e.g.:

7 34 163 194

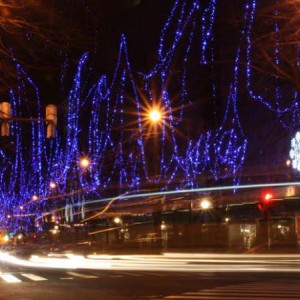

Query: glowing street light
79 157 90 169
113 217 122 224
49 182 57 189
32 195 39 201
160 221 167 230
200 199 211 210
148 108 162 124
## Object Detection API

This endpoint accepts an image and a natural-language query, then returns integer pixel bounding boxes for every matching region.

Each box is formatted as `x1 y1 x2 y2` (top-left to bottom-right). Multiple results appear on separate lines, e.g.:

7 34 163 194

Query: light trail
34 181 300 222
1 251 300 273
82 181 300 208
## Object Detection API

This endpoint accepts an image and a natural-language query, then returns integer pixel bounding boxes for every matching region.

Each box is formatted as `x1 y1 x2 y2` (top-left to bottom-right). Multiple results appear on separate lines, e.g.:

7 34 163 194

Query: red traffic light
258 192 274 212
263 192 273 203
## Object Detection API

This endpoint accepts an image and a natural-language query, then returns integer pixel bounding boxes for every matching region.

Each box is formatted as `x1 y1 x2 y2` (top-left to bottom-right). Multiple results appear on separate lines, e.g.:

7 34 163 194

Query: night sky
30 1 175 104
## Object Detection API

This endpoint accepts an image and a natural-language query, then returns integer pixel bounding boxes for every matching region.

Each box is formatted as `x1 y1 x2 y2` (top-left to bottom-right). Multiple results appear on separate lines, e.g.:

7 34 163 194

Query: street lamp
160 221 167 230
144 107 163 178
148 108 162 124
79 157 90 169
200 199 211 210
113 217 122 225
49 182 57 189
32 195 39 201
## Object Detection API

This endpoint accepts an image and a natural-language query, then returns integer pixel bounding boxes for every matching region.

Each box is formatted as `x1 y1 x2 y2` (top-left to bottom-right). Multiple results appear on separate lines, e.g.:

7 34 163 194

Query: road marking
162 297 300 299
21 273 47 281
155 280 300 299
0 274 22 283
186 291 300 297
60 277 74 280
66 271 98 279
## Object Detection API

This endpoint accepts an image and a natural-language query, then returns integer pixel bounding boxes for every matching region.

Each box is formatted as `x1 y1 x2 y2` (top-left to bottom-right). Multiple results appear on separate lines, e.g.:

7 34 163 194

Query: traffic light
263 192 273 203
0 102 11 136
258 191 273 214
46 104 57 138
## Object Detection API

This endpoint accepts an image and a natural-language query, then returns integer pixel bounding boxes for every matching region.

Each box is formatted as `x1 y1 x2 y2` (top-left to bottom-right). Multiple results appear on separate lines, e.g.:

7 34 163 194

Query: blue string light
0 0 294 229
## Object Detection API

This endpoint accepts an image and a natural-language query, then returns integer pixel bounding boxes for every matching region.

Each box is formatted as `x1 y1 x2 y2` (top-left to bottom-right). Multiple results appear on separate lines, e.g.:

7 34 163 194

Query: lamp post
113 217 124 242
199 198 212 247
146 107 163 179
199 198 212 224
160 220 168 251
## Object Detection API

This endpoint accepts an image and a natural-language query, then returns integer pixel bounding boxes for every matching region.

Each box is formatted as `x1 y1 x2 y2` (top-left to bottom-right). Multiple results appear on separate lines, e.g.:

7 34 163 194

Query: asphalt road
0 263 300 300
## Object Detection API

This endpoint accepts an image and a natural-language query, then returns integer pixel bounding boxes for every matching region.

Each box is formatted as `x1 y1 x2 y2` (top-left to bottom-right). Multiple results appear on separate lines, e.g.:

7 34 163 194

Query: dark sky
33 0 174 103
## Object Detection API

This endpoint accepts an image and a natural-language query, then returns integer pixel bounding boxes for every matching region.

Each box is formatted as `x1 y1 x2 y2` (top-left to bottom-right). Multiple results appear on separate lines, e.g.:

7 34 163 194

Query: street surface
1 252 300 299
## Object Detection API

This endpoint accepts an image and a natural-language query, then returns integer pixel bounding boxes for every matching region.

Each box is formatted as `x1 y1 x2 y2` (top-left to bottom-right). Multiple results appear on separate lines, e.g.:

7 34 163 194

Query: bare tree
0 0 95 95
248 1 300 95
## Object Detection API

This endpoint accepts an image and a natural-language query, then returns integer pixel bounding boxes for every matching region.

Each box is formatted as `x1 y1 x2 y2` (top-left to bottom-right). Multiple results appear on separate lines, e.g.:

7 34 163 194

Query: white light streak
1 251 300 273
84 181 300 208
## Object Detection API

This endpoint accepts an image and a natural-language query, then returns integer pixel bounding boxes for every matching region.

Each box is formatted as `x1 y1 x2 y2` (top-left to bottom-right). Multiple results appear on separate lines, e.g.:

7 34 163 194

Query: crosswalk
2 272 300 299
0 270 195 284
154 280 300 299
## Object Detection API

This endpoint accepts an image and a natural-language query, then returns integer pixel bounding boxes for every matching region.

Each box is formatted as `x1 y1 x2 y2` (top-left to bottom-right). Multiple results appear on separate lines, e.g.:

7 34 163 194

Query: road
1 252 300 299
